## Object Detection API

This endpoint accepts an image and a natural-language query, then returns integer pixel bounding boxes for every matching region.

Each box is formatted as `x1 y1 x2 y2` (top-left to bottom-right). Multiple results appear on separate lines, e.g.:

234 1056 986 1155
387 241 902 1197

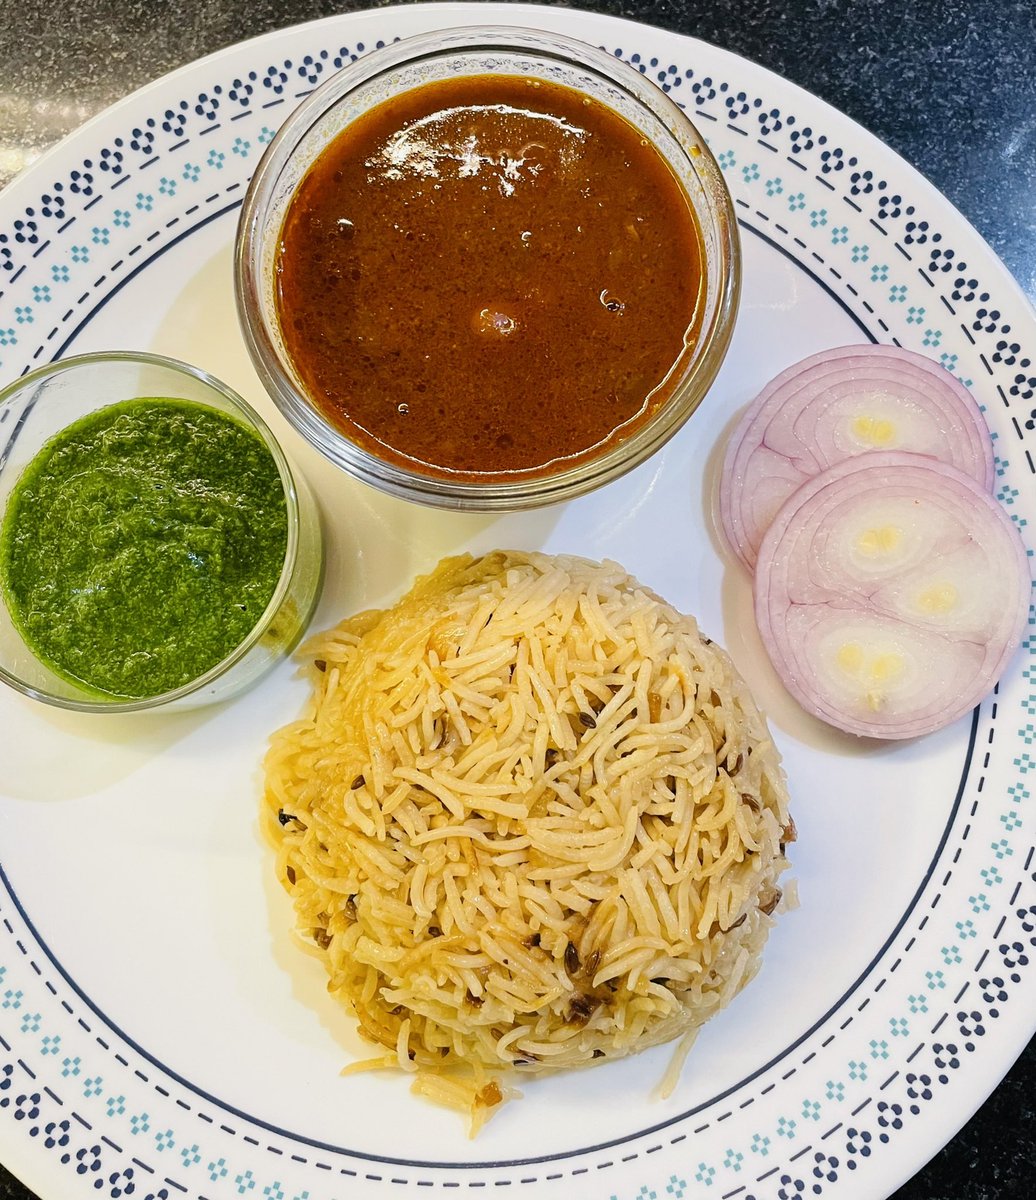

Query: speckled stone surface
0 1 1033 1197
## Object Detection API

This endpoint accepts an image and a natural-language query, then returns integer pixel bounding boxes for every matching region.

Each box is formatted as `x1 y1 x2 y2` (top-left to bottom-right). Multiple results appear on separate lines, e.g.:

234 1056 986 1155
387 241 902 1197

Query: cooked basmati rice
264 552 792 1131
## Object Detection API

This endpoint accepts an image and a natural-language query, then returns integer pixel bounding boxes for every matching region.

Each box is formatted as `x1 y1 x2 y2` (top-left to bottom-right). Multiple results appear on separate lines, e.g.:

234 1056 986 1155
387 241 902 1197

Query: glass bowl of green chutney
0 351 323 712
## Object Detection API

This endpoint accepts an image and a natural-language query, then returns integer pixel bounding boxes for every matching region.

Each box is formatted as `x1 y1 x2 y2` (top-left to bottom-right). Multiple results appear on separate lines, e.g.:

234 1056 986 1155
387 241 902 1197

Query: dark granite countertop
0 1 1033 1197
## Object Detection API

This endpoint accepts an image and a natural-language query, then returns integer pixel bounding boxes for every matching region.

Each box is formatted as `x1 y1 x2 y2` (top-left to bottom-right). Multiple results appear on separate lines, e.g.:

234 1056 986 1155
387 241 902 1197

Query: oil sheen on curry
276 75 704 479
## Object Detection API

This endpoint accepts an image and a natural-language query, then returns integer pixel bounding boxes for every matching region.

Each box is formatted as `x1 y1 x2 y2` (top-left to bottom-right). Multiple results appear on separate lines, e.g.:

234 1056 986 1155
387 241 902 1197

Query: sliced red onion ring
754 451 1029 739
720 345 994 571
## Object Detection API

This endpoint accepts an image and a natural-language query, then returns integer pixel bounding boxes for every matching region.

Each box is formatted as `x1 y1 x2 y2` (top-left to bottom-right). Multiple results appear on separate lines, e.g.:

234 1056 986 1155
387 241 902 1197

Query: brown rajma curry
275 75 703 479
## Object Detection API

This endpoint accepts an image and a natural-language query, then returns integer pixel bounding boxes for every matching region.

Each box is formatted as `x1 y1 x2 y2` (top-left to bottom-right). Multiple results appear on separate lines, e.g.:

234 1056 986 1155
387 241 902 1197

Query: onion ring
753 451 1029 739
720 345 994 571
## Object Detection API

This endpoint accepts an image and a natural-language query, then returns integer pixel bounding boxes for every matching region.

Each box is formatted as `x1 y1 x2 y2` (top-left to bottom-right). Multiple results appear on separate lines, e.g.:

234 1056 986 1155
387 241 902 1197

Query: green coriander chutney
0 397 289 698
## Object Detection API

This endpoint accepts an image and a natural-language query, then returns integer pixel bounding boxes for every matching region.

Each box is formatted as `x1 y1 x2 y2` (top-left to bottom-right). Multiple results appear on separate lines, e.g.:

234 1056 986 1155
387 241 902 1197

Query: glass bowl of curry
0 352 323 713
236 26 740 510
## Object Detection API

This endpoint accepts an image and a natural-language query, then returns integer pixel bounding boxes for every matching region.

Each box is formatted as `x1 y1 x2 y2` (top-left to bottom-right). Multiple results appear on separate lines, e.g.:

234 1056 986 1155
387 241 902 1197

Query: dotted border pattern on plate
1 10 1034 1200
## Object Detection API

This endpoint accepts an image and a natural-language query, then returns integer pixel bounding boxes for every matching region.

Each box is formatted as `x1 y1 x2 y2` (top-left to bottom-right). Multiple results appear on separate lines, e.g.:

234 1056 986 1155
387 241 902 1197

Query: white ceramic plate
1 5 1034 1199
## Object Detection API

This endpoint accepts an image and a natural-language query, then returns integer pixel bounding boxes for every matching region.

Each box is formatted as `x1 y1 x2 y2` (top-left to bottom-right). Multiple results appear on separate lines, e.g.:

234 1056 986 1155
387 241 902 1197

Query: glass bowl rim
0 349 303 713
234 23 742 511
